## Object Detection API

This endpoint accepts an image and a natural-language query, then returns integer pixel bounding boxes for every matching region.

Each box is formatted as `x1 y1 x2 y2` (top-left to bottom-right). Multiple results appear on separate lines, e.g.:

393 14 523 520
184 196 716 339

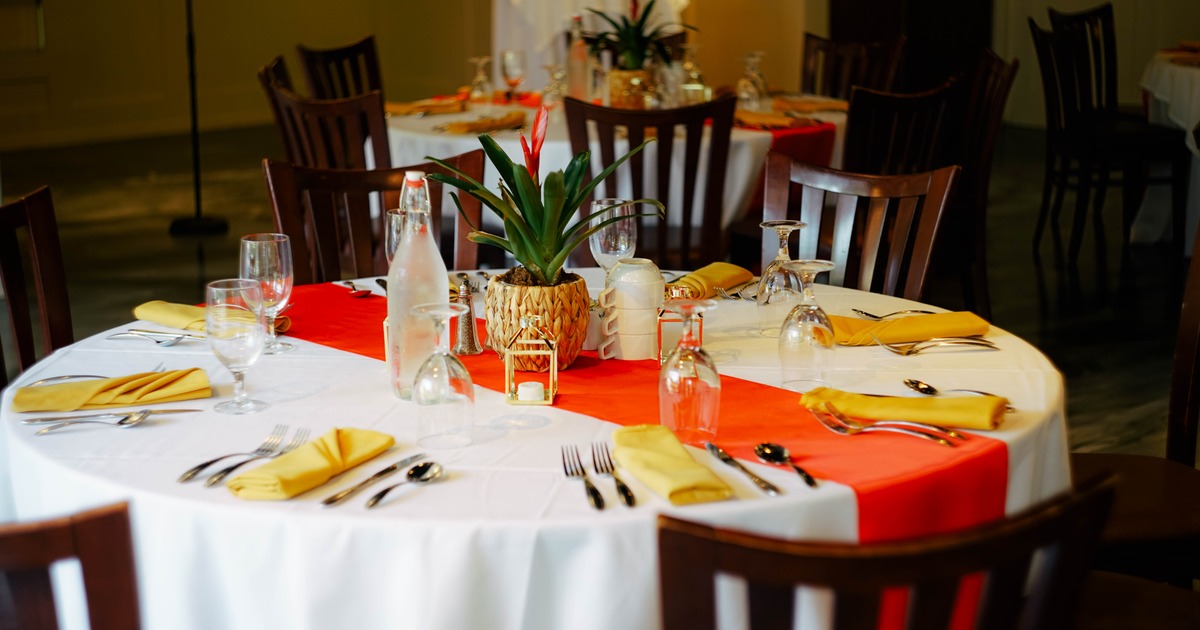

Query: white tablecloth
0 271 1070 630
1132 51 1200 253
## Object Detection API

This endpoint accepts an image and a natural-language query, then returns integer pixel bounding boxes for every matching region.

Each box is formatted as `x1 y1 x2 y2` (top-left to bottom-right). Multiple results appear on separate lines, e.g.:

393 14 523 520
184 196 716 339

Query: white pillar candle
517 381 545 402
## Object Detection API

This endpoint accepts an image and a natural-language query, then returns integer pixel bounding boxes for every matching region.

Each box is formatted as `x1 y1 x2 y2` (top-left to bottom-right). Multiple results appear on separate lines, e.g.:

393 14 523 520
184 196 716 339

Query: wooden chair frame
801 33 905 100
266 84 391 170
296 35 383 101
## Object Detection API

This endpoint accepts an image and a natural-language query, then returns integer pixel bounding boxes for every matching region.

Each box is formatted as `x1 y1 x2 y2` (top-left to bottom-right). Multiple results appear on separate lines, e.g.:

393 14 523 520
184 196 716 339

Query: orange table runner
285 283 1008 546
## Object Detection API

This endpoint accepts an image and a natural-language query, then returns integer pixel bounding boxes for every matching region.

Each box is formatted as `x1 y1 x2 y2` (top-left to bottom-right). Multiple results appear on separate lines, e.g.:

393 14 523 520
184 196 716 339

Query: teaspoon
365 462 443 508
341 281 373 298
34 410 151 435
754 442 818 488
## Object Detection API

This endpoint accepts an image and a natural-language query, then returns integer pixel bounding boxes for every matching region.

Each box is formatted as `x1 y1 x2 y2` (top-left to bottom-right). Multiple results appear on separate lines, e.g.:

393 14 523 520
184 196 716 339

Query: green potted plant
427 106 664 370
589 0 694 108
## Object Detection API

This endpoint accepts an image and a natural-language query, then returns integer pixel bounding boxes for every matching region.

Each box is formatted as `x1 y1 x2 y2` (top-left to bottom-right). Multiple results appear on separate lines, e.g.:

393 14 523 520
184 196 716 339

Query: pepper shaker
452 281 484 355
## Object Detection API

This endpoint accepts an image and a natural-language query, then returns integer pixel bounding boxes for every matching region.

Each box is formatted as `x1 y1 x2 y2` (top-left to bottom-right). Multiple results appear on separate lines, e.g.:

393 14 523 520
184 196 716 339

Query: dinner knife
127 329 206 339
321 452 426 507
21 409 203 424
704 442 781 496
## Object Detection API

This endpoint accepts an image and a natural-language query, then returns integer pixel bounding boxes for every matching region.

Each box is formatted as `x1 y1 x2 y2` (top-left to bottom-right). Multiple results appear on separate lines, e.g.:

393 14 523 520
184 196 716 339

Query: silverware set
561 443 633 510
106 329 205 346
714 280 758 301
815 402 967 447
23 407 200 435
24 362 166 388
870 333 999 356
177 425 310 487
705 442 781 495
323 452 427 507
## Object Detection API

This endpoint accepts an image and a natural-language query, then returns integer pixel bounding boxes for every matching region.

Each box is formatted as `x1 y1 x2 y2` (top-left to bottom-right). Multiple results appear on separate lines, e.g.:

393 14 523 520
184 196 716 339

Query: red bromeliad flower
520 105 548 189
630 0 639 20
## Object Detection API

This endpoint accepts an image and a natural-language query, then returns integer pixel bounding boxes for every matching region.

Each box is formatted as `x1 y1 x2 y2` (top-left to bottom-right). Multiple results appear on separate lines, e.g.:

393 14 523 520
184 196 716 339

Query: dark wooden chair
264 82 391 170
801 33 906 100
0 186 73 388
296 35 383 101
761 152 959 301
842 77 964 177
1069 211 1200 585
940 51 1020 320
658 474 1116 630
262 151 485 284
563 94 736 270
258 55 297 160
0 503 139 630
1028 8 1189 263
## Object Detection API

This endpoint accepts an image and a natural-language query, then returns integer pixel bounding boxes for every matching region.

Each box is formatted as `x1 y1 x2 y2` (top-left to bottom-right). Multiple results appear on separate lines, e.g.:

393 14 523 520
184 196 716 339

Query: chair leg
1068 163 1094 264
1120 162 1146 256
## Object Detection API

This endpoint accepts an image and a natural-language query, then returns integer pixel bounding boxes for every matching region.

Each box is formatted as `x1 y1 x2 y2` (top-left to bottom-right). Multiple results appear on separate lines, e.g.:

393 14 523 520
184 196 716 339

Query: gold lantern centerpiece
427 106 664 371
503 316 558 405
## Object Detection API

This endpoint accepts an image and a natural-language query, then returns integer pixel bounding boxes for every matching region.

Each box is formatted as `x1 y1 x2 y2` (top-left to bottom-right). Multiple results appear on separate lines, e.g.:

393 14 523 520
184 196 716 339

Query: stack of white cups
597 258 665 360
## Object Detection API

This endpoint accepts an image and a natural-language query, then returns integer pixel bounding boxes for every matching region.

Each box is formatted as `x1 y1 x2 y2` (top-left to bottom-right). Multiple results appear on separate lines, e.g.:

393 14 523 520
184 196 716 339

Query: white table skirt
0 271 1070 630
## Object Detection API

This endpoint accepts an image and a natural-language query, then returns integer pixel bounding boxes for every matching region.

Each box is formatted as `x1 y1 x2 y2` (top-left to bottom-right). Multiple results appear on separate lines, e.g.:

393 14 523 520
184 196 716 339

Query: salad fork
591 442 634 507
852 308 937 320
178 424 288 483
562 445 604 510
822 402 966 441
815 403 953 447
871 334 997 356
204 427 310 487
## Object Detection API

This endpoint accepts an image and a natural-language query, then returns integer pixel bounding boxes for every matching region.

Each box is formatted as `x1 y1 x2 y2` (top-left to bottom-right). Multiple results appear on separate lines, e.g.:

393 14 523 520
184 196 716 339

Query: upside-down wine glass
500 49 526 103
467 56 494 115
207 279 268 414
756 219 806 335
778 259 836 393
588 199 637 276
412 302 475 449
659 298 720 445
239 233 294 354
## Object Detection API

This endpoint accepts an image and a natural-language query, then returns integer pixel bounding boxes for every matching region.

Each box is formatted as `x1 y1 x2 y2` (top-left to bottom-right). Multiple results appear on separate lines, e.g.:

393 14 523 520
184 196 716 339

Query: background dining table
0 269 1070 630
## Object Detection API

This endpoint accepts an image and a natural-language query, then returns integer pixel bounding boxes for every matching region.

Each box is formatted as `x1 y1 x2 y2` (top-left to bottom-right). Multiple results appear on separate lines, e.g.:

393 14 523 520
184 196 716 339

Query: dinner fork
852 308 937 320
177 424 288 483
815 403 954 447
562 445 604 510
822 401 966 441
870 334 997 356
591 442 634 507
204 427 310 487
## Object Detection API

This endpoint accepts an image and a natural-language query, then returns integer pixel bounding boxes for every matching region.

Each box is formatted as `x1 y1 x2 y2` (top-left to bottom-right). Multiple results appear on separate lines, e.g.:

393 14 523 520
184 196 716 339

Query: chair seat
1076 571 1200 629
1064 115 1186 157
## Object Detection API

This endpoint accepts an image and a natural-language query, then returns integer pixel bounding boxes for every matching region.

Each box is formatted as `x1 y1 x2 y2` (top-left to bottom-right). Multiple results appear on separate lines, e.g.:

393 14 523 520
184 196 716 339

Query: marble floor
0 124 1185 457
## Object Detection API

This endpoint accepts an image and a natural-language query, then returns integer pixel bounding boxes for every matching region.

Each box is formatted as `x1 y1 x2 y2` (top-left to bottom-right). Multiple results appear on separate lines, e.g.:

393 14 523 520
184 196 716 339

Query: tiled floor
0 124 1184 456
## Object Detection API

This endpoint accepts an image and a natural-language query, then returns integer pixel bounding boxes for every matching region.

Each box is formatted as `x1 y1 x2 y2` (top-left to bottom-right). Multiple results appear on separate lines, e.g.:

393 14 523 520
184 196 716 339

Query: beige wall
681 0 807 95
0 0 490 151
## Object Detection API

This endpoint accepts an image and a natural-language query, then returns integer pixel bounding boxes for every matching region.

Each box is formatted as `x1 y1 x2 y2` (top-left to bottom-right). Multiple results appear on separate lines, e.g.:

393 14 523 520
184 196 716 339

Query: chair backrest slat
801 33 906 100
296 35 383 101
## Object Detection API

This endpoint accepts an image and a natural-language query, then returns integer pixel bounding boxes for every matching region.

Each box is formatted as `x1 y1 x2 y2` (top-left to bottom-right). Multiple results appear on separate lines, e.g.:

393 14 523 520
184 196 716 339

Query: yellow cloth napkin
611 425 733 506
667 262 754 300
11 369 212 412
133 301 290 333
385 98 467 116
226 428 395 500
772 96 849 113
829 312 989 346
735 110 808 129
802 387 1006 430
438 110 526 134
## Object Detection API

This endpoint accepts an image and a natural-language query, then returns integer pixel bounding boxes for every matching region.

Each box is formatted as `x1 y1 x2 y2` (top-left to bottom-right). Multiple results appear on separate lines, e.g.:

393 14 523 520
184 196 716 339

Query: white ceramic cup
601 306 659 336
597 258 665 311
598 331 657 360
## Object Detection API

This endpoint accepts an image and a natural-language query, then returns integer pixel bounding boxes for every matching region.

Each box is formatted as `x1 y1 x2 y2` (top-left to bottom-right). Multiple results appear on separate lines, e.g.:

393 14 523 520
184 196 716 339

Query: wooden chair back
0 503 140 630
1027 20 1068 150
843 77 964 176
258 55 296 160
801 33 905 100
266 84 391 170
658 474 1117 630
1047 3 1119 117
1168 223 1200 465
563 94 736 269
296 35 383 101
262 151 484 284
0 186 73 387
761 152 959 301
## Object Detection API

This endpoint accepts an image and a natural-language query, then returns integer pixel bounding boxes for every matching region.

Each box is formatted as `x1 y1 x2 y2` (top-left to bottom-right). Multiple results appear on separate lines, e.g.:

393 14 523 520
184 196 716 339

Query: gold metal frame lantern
503 316 558 405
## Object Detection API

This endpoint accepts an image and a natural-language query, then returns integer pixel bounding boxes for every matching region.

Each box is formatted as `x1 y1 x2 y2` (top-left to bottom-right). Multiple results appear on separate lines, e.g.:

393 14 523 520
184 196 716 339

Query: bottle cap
404 171 425 185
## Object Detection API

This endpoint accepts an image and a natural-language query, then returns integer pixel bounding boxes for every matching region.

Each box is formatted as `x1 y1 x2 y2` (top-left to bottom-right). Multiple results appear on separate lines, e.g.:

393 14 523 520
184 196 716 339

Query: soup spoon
34 410 151 435
754 442 818 488
365 462 443 508
341 281 373 298
904 378 1015 412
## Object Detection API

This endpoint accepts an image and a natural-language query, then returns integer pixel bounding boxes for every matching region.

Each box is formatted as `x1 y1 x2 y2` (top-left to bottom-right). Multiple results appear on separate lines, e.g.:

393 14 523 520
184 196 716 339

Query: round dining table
0 268 1070 630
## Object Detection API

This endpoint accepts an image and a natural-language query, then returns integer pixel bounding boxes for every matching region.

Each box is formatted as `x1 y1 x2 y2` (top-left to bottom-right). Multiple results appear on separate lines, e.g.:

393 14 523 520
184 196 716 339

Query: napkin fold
438 110 526 134
667 262 754 300
772 96 850 113
735 110 811 130
12 369 212 412
226 428 396 500
611 425 733 505
829 312 990 346
802 386 1006 430
385 98 467 117
133 301 290 333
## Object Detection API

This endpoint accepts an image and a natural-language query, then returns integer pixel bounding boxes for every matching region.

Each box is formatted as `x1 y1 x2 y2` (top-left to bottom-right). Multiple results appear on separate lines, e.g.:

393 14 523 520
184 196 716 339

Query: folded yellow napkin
612 425 733 505
829 311 989 346
385 98 467 116
12 369 212 412
438 110 526 134
802 386 1006 430
226 428 395 500
133 301 290 333
735 110 808 129
667 262 754 300
773 96 849 113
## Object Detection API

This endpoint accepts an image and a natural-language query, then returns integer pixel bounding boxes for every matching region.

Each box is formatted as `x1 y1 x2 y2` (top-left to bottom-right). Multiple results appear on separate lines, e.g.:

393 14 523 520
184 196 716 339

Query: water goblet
500 49 526 103
207 279 268 414
239 233 294 354
412 302 474 449
659 298 720 446
778 259 836 393
588 199 637 275
756 219 806 335
467 55 494 115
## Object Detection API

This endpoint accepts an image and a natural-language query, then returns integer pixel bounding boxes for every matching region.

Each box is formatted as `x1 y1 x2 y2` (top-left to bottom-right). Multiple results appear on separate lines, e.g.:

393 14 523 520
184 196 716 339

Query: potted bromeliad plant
589 0 694 108
427 106 664 371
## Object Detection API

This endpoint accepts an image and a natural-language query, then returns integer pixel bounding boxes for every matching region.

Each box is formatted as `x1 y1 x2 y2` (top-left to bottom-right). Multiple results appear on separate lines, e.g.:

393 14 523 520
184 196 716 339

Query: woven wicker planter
484 272 589 371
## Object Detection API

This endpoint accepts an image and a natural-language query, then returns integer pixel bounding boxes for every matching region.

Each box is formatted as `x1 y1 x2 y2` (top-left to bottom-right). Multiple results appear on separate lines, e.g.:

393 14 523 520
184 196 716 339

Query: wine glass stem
775 230 790 261
680 313 699 349
434 319 450 354
264 315 278 345
231 370 248 405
